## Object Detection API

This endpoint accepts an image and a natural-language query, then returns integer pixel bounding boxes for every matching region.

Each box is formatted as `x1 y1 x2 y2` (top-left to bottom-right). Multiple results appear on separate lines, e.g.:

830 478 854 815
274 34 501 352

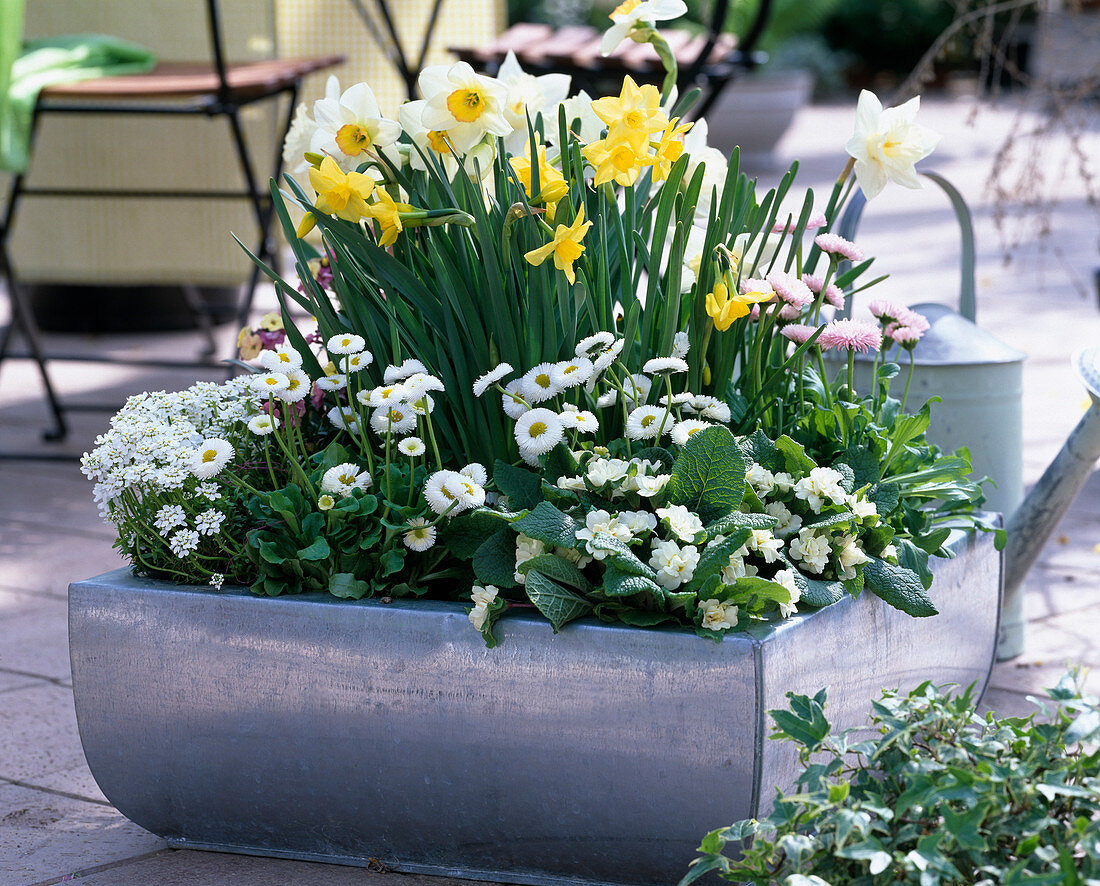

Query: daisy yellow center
287 377 301 391
535 373 552 389
461 482 476 496
339 337 352 347
264 378 279 386
339 472 356 485
202 449 218 462
528 421 548 438
335 123 372 156
640 414 656 429
562 365 579 375
277 353 292 363
446 88 487 123
427 129 450 153
388 409 403 421
411 527 430 539
611 0 640 17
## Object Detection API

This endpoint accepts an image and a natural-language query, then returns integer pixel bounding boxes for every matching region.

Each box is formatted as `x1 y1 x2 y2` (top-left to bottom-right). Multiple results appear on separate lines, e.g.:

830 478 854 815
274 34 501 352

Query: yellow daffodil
705 280 772 332
590 76 667 137
524 205 592 285
365 189 416 248
509 142 569 219
646 117 692 182
296 156 376 237
582 125 650 187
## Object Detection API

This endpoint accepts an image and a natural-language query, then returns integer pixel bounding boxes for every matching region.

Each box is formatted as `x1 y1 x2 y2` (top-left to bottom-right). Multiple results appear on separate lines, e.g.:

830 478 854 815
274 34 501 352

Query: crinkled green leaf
863 557 938 617
473 527 519 588
524 570 592 631
512 501 577 548
493 460 542 511
589 531 657 579
518 553 592 592
666 426 746 523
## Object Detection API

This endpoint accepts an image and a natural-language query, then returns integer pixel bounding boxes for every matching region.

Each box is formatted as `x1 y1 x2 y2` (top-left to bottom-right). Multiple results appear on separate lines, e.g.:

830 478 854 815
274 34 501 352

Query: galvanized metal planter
69 527 1001 886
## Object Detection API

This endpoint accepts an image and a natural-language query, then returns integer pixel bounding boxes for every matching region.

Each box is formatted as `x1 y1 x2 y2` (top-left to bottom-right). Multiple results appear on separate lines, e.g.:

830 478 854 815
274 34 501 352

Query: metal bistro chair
0 0 341 450
451 0 771 120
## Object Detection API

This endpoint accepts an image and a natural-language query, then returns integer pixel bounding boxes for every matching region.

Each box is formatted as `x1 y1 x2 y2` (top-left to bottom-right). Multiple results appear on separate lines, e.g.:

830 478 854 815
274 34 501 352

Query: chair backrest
681 0 772 82
203 0 232 99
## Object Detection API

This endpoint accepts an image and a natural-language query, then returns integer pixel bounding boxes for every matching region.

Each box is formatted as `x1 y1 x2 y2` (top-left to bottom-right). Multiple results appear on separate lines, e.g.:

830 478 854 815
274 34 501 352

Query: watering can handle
834 170 977 323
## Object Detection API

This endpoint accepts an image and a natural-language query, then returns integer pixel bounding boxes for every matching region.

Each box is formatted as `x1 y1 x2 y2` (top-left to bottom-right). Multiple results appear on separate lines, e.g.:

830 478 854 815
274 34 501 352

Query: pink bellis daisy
802 273 845 309
781 324 819 344
815 233 865 263
818 318 883 354
767 270 813 307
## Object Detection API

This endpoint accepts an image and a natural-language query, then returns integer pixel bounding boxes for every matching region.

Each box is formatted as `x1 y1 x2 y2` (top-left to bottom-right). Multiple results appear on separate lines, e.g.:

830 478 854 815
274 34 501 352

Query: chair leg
0 244 68 442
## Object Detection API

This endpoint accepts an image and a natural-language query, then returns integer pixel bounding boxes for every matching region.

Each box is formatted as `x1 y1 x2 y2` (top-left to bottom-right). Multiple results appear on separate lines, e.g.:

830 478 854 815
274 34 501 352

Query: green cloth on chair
0 6 156 173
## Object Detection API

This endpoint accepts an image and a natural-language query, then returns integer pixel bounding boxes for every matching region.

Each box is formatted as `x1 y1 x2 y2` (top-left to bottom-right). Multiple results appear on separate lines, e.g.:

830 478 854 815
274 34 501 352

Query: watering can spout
1003 349 1100 632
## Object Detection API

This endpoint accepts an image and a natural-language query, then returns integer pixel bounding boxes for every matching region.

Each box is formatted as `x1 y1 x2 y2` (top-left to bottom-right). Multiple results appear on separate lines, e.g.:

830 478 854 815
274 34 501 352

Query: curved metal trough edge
68 519 1002 886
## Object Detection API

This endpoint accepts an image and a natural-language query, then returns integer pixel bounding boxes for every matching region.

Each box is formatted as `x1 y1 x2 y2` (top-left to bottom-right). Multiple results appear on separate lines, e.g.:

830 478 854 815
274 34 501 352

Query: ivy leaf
524 570 592 631
863 557 938 617
329 572 370 599
666 426 746 523
379 547 405 577
512 501 577 548
473 527 519 588
493 460 542 511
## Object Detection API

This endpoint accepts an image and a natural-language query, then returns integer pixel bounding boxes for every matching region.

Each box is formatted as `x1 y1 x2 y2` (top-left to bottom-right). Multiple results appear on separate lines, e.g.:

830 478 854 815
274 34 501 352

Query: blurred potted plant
693 0 845 167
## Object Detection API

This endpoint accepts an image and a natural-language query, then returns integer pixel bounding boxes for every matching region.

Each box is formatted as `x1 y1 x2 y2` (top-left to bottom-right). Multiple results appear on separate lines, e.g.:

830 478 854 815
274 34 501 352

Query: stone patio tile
0 782 164 886
68 848 503 886
979 686 1042 719
0 683 86 784
0 462 115 539
1024 564 1100 622
0 518 124 597
0 589 72 683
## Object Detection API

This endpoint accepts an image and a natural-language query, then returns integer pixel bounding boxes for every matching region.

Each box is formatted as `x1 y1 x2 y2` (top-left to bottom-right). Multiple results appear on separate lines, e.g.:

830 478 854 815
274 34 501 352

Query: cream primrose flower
419 62 511 150
648 539 699 590
247 414 279 436
473 362 513 397
576 331 615 358
625 405 670 441
371 404 418 436
575 509 634 558
835 533 870 580
601 0 688 55
398 436 427 458
746 528 783 564
851 497 879 521
773 569 802 618
656 504 704 543
633 473 670 497
384 359 429 384
514 408 565 465
318 494 336 511
250 372 290 396
793 466 849 513
721 546 758 583
259 346 303 372
315 373 347 392
698 598 738 631
460 463 489 486
882 543 899 562
327 332 366 355
321 463 373 496
586 457 630 488
557 475 587 491
327 405 361 434
403 517 437 552
190 438 234 480
789 528 831 575
671 419 711 446
846 89 940 201
773 471 795 493
560 409 599 433
501 379 530 420
618 510 658 535
550 357 594 390
310 80 401 173
765 500 802 538
746 464 776 496
276 368 311 404
514 534 549 584
468 584 499 631
496 51 571 155
522 362 564 403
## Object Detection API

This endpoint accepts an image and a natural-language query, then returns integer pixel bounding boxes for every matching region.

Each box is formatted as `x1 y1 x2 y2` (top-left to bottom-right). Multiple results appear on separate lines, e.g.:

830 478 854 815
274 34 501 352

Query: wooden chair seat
41 57 343 101
451 23 737 76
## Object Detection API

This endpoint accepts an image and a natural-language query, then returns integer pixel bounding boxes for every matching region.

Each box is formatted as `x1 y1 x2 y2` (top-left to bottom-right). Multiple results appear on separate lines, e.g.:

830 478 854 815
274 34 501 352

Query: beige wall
8 0 504 286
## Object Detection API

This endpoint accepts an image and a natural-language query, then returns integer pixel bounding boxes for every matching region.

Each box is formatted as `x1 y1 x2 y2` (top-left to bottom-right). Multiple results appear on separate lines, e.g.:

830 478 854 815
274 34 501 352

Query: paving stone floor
1 92 1098 884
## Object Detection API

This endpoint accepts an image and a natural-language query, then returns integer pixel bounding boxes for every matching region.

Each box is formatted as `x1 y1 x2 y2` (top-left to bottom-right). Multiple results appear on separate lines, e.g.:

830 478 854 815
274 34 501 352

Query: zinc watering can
837 172 1100 660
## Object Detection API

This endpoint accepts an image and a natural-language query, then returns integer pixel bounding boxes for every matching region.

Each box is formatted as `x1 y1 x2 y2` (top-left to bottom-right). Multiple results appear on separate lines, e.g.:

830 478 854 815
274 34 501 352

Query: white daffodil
601 0 688 56
846 89 940 200
399 99 493 179
419 62 512 149
311 80 402 173
282 101 319 174
496 51 571 154
548 90 605 147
